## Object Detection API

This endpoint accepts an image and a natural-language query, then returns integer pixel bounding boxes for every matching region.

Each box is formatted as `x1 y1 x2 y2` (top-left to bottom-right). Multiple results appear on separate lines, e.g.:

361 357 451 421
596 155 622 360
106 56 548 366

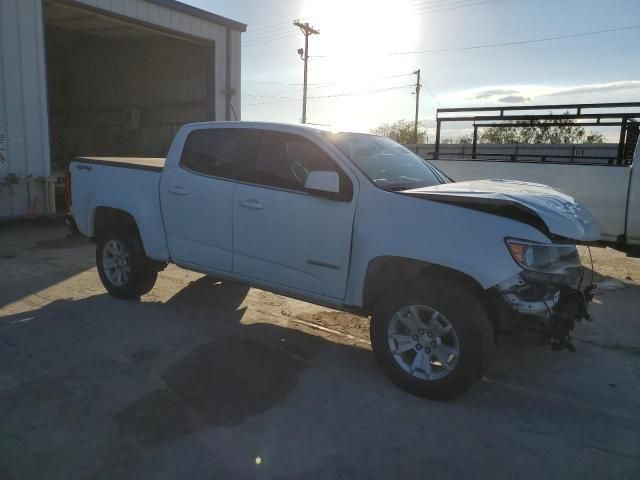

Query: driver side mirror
304 170 340 194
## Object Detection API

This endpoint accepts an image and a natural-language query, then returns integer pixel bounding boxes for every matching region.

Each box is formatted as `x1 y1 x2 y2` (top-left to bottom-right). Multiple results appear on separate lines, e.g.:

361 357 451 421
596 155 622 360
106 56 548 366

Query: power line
246 20 293 33
242 0 497 44
243 73 413 86
423 83 441 107
244 18 308 35
309 84 414 99
242 80 337 86
242 84 337 97
243 31 300 46
243 31 299 47
242 19 314 42
242 73 416 97
411 0 467 6
412 0 496 10
243 94 295 99
243 25 297 41
243 84 415 107
388 24 640 55
371 73 416 80
411 0 464 7
243 83 340 98
412 0 489 13
242 1 503 47
413 0 504 16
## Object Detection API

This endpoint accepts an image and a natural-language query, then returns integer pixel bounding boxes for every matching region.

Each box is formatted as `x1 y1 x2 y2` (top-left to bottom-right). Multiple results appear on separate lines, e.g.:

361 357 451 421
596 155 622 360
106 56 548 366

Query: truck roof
182 121 370 137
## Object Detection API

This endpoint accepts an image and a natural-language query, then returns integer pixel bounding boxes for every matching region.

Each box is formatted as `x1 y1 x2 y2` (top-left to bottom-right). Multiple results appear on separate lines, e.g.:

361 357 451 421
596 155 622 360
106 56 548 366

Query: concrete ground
1 223 639 480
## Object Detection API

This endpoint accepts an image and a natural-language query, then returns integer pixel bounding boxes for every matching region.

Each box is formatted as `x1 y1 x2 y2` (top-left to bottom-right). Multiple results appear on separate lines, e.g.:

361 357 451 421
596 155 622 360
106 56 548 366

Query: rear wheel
96 232 157 299
371 281 494 400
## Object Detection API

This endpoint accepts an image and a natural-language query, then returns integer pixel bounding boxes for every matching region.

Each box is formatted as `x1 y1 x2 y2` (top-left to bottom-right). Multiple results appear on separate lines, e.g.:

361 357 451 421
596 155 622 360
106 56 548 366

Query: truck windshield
327 132 450 190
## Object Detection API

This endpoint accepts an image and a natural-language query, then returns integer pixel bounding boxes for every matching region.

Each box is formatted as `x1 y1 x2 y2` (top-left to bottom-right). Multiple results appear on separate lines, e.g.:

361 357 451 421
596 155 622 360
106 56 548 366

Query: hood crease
402 179 600 241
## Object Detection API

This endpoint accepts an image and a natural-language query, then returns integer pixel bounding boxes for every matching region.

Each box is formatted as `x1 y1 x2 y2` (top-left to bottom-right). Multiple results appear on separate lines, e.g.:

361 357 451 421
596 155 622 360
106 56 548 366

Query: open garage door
44 0 216 174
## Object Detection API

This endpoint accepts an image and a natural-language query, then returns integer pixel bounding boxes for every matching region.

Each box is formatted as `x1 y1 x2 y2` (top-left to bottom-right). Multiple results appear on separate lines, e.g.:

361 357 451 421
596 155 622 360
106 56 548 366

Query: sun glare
297 0 422 130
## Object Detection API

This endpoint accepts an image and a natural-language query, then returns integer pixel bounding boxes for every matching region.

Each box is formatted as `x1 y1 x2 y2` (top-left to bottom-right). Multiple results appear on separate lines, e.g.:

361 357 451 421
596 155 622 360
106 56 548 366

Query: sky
182 0 640 138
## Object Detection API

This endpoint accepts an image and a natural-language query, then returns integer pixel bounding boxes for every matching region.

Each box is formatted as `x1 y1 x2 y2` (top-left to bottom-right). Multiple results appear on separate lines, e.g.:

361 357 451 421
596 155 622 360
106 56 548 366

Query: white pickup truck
70 122 600 399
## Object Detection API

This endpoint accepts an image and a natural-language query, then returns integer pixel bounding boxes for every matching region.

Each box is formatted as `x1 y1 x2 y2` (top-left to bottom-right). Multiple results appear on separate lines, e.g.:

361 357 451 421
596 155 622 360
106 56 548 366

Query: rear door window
180 128 243 179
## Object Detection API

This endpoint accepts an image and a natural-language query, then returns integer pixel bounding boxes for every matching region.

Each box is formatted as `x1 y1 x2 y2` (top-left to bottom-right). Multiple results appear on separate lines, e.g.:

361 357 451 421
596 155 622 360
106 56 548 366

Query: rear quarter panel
70 161 169 261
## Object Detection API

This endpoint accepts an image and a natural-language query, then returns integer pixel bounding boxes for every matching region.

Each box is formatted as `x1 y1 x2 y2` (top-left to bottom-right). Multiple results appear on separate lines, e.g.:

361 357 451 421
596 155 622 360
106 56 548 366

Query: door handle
238 199 264 210
168 185 189 195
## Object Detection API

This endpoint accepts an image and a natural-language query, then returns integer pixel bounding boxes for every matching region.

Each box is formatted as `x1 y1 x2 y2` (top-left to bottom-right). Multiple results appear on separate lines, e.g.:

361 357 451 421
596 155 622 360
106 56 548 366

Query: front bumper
496 267 593 351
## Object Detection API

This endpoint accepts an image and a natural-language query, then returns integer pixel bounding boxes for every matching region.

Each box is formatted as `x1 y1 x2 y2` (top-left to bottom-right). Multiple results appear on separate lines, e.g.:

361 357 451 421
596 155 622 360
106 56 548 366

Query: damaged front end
495 239 594 351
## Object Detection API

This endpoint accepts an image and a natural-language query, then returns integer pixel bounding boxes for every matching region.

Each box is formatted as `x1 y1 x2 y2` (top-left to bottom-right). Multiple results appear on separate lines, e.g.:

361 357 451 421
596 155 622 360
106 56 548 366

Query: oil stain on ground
115 333 311 446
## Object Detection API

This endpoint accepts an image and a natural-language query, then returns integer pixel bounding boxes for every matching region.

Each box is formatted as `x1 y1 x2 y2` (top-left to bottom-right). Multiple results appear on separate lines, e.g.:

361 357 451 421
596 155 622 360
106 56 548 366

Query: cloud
541 80 640 97
469 88 519 100
498 95 530 104
445 80 640 109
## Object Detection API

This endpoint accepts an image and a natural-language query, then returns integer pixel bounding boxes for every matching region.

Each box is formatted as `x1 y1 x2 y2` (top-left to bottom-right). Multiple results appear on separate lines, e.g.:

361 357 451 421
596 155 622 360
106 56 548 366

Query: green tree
371 120 427 144
442 134 473 144
480 117 606 144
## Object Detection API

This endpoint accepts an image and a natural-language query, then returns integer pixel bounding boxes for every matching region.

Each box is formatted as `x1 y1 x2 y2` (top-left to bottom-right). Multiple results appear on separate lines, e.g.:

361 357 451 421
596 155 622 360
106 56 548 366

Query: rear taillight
64 169 72 207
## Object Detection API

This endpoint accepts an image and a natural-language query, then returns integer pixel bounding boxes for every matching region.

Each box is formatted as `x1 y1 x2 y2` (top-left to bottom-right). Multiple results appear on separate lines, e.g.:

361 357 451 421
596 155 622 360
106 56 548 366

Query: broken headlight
505 238 581 274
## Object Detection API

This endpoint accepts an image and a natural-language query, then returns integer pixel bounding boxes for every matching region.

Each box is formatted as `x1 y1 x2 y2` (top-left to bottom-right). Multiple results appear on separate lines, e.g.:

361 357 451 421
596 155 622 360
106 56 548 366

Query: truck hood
402 179 600 241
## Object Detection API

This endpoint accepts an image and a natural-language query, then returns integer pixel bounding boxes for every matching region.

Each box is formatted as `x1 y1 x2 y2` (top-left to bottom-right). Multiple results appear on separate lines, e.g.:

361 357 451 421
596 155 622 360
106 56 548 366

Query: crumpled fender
403 179 601 241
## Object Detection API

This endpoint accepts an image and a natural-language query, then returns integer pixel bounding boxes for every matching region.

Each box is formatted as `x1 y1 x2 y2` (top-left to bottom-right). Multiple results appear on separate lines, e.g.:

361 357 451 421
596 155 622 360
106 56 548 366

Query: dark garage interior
44 0 216 170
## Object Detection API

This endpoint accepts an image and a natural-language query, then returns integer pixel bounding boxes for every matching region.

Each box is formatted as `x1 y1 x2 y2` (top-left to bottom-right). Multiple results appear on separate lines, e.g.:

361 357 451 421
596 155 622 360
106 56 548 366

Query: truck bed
74 156 165 172
70 155 168 259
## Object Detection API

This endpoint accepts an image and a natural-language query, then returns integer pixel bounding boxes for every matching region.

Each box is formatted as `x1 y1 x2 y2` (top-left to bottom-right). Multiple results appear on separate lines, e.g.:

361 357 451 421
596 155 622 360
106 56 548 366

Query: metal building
0 0 245 218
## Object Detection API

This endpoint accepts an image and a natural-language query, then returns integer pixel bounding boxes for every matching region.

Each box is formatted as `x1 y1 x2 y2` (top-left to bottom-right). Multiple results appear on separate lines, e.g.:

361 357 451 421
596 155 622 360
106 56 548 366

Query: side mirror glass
304 170 340 194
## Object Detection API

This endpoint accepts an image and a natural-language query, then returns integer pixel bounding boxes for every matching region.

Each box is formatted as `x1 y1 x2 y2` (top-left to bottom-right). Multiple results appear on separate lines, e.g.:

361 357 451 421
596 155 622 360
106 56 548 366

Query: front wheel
371 281 494 400
96 232 157 299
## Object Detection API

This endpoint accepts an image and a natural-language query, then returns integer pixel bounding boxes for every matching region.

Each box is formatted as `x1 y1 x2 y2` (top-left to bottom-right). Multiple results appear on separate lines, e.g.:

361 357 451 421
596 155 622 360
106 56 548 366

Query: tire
371 280 494 400
96 231 158 300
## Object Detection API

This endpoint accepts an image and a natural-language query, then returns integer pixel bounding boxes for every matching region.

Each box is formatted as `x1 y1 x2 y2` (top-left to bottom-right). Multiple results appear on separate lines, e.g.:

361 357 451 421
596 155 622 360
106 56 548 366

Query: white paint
432 160 631 243
71 121 589 310
624 139 640 246
0 0 51 217
71 162 168 260
406 179 600 241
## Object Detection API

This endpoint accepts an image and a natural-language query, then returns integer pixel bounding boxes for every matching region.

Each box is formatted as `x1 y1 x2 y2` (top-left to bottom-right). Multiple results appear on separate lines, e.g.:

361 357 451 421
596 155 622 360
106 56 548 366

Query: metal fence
413 143 621 165
431 102 640 166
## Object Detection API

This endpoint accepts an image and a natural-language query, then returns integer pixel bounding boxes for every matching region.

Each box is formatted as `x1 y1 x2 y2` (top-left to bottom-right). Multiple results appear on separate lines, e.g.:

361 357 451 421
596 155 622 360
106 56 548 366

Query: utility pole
413 69 421 150
294 20 320 124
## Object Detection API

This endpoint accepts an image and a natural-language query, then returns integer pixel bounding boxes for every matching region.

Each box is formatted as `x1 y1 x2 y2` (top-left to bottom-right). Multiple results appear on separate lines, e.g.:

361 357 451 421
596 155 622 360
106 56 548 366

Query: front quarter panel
345 185 550 306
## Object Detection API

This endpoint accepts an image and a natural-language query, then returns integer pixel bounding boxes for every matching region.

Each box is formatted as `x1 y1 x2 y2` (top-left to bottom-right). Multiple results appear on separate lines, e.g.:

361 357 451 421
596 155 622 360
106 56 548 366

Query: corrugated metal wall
0 0 52 218
46 30 212 165
0 0 243 218
72 0 239 122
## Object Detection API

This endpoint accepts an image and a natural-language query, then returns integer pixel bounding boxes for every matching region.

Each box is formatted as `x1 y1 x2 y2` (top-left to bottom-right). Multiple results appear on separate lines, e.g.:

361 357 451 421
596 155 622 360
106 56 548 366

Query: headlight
505 238 581 274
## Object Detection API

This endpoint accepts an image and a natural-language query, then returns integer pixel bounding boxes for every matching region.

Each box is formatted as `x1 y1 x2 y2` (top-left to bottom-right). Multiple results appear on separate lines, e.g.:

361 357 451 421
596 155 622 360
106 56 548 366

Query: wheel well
93 207 140 240
362 256 486 312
